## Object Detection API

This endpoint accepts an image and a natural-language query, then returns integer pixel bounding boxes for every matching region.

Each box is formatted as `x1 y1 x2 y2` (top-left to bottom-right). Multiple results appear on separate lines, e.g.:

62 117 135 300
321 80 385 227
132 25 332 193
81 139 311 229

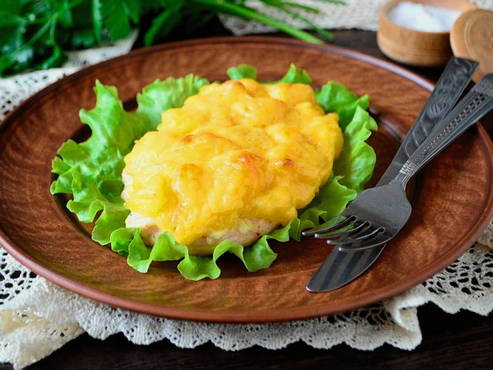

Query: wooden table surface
1 23 492 370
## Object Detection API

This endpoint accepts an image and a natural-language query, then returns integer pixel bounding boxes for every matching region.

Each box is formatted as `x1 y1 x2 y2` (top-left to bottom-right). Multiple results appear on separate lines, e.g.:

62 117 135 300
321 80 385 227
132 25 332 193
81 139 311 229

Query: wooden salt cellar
378 0 475 67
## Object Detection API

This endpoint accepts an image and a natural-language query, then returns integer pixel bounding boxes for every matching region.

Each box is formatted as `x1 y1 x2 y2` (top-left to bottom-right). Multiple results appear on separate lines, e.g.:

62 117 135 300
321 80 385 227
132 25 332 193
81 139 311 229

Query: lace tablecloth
1 2 493 368
220 0 493 34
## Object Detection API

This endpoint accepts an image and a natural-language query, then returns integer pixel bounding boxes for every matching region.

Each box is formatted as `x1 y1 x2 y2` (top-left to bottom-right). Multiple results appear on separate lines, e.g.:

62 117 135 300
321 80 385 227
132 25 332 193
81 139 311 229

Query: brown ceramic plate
1 37 492 323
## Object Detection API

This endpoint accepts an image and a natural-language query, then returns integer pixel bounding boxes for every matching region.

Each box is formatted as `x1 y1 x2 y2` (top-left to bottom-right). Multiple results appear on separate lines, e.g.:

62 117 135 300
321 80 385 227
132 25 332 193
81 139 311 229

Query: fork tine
328 227 384 246
314 221 369 239
302 215 357 236
335 231 391 251
338 222 374 240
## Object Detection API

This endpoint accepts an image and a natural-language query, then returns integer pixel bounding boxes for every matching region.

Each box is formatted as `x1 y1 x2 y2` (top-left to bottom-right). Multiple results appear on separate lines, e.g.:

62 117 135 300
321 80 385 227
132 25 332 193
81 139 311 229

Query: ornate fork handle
394 74 493 186
403 58 479 157
378 57 478 185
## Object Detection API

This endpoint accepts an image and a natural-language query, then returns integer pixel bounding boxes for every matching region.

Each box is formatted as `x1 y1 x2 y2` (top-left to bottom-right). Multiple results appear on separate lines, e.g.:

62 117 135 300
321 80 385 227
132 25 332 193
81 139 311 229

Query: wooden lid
450 9 493 82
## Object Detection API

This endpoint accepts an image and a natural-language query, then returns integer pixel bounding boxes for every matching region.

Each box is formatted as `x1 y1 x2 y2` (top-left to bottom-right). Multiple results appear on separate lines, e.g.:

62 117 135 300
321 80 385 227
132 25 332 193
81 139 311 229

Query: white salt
388 1 462 32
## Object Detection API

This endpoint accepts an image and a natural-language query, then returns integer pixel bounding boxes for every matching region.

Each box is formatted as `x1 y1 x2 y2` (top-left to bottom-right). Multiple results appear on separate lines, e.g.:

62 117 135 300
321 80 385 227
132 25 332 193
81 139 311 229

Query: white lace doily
220 0 493 35
1 4 493 369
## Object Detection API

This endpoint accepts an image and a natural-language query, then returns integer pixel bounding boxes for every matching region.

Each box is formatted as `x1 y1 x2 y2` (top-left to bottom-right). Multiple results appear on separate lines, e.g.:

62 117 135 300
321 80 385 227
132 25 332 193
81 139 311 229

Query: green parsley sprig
0 0 344 77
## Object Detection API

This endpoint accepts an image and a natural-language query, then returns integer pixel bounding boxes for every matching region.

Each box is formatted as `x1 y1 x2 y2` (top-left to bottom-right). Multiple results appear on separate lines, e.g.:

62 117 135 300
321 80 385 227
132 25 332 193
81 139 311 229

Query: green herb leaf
70 28 97 48
123 0 141 23
100 0 131 40
0 0 346 76
0 46 34 75
36 45 67 70
92 0 103 42
143 2 184 46
0 21 26 55
0 0 23 15
57 0 74 28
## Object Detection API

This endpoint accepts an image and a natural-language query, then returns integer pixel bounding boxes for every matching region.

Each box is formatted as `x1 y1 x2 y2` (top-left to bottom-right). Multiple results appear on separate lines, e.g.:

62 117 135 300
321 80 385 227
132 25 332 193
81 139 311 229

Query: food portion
50 64 377 280
122 79 343 255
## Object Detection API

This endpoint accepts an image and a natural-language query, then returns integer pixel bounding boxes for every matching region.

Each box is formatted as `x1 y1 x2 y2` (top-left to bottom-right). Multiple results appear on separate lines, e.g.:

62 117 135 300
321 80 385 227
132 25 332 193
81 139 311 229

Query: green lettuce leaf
333 105 378 192
227 64 257 80
227 63 311 84
110 225 288 280
316 81 370 128
51 65 377 280
137 74 209 127
278 63 312 84
50 81 148 244
51 76 208 243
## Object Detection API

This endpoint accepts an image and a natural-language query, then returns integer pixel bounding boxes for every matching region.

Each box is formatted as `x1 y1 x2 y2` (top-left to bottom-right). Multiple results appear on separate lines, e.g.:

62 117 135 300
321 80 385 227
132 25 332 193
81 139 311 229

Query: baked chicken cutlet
122 78 343 255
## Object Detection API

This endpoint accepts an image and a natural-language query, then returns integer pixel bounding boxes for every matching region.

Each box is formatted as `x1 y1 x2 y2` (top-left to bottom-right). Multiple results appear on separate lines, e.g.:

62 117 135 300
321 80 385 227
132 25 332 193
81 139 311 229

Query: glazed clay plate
0 37 492 323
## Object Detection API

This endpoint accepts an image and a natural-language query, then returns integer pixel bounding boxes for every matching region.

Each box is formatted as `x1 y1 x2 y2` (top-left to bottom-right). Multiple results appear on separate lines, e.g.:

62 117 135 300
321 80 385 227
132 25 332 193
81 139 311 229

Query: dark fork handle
378 57 478 185
394 74 493 185
305 58 479 292
305 57 478 238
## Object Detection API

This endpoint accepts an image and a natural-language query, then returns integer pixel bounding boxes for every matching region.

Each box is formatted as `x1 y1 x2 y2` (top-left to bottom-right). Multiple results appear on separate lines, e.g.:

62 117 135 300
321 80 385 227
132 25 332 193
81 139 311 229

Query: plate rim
1 36 493 323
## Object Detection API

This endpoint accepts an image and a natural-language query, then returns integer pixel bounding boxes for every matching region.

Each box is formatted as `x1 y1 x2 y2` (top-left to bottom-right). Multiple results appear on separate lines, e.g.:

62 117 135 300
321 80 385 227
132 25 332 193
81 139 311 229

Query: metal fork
303 74 493 252
304 57 478 292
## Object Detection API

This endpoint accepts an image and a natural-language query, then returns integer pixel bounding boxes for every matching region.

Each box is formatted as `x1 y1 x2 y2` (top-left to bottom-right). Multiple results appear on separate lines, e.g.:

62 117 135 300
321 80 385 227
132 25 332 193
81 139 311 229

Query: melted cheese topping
123 79 343 247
